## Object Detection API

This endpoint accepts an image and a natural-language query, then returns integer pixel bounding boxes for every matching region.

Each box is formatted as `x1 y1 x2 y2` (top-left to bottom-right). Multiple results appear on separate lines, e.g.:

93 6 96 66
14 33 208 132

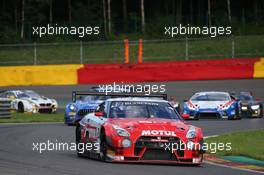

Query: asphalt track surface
0 79 264 175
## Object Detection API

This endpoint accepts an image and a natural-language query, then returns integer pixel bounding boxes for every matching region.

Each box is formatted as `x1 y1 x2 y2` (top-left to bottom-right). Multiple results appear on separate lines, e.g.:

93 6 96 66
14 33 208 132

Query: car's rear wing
72 91 167 102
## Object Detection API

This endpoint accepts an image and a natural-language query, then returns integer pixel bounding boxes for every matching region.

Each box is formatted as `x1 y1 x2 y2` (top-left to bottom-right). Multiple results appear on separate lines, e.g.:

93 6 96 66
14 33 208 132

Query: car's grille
38 108 52 113
39 103 52 107
197 113 221 119
134 136 184 160
141 149 177 161
77 109 95 116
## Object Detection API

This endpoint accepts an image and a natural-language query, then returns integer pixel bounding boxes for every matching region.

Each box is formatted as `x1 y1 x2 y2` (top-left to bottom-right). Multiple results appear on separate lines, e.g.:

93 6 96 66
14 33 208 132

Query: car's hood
21 97 53 104
240 100 258 105
191 100 228 109
107 118 191 137
75 100 103 109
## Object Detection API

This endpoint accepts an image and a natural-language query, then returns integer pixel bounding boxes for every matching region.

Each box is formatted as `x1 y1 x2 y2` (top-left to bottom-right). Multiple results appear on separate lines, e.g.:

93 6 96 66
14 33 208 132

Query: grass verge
0 113 64 123
205 129 264 161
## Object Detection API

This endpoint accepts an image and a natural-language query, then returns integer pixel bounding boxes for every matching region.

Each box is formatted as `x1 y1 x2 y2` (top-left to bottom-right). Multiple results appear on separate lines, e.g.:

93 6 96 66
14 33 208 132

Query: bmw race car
233 92 263 118
75 94 204 164
0 90 58 113
182 91 240 120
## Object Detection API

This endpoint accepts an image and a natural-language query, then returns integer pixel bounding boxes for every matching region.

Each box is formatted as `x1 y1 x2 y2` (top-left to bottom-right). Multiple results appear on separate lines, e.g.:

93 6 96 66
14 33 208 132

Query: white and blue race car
0 90 58 113
182 91 241 120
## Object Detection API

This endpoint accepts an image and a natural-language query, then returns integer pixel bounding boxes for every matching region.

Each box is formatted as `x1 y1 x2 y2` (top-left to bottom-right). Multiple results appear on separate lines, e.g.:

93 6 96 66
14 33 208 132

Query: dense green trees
0 0 263 43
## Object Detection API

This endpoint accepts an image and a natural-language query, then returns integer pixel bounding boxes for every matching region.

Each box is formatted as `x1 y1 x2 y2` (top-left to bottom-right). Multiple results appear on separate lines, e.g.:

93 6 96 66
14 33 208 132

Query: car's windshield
17 91 40 98
109 101 181 119
191 93 230 101
239 94 253 101
83 95 109 101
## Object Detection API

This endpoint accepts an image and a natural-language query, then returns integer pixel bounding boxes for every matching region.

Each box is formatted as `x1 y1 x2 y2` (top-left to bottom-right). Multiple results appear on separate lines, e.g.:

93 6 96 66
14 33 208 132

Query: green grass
0 113 64 123
205 129 264 161
0 35 263 65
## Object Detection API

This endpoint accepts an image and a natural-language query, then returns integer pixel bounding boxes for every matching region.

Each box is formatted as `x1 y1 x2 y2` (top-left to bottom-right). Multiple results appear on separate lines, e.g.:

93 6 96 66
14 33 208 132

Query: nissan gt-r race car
65 87 177 125
233 92 263 118
182 91 240 120
75 94 204 165
0 90 58 113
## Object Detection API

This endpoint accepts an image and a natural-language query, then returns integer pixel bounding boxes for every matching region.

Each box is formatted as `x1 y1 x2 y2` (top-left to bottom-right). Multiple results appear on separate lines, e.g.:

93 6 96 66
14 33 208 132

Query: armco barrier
0 58 261 86
0 98 11 118
254 58 264 78
78 58 260 84
0 64 83 86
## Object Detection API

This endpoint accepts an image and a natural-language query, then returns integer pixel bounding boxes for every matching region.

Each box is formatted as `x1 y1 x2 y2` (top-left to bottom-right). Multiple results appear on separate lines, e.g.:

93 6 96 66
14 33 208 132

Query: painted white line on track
205 160 264 174
204 135 219 139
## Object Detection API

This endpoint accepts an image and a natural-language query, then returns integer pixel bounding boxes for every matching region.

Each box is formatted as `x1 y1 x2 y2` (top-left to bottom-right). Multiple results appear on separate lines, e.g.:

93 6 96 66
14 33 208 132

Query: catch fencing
0 35 263 65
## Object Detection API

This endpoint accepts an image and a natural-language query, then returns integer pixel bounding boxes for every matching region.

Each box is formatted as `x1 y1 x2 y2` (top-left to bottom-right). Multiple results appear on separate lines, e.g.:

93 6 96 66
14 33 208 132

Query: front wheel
17 102 24 113
99 132 108 161
76 124 84 157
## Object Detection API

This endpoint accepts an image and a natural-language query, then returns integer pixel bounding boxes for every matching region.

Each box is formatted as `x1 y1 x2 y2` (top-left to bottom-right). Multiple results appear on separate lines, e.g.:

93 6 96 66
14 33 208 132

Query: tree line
0 0 264 43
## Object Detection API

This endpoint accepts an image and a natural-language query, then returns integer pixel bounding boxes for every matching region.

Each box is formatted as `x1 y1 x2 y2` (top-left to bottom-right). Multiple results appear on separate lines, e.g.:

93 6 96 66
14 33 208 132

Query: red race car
75 94 204 165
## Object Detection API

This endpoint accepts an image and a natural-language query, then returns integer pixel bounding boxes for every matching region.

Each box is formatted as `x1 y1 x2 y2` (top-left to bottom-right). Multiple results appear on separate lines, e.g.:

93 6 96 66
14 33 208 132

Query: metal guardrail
0 98 11 118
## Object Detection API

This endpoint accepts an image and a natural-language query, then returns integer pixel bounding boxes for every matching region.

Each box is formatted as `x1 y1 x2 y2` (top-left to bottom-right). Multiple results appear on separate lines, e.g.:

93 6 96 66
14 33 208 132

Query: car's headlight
187 101 198 110
29 101 37 107
173 103 179 108
51 99 58 106
69 104 76 111
186 127 197 139
122 138 132 148
113 125 130 137
251 105 260 110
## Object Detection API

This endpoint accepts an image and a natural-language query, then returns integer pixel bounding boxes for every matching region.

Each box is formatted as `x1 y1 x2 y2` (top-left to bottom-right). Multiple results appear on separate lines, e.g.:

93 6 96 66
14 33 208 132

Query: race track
0 79 263 175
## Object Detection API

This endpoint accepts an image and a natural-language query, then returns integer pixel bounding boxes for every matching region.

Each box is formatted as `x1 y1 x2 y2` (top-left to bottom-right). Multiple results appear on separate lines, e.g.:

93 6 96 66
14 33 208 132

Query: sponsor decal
141 130 177 136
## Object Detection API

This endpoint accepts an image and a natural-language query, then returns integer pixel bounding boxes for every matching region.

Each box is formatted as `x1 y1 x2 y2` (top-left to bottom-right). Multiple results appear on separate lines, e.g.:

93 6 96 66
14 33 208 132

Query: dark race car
234 92 263 118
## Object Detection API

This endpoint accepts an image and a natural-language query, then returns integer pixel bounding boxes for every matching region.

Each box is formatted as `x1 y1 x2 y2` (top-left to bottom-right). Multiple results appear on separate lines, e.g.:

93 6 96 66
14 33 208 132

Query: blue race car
65 86 133 125
182 91 241 120
65 93 109 125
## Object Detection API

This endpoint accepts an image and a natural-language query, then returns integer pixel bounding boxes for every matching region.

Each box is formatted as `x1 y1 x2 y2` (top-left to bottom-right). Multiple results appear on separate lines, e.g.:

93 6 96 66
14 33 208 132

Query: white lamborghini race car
0 90 58 113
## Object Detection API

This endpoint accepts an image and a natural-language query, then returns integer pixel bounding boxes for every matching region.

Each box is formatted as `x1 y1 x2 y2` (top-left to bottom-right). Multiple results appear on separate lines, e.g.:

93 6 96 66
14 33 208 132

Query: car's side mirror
95 111 104 117
182 114 190 119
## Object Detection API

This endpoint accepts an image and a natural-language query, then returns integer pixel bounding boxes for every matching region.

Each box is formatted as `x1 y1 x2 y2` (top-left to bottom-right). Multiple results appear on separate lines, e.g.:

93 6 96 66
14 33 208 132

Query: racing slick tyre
99 131 108 161
17 102 24 113
259 107 263 118
76 124 84 157
228 108 241 120
235 108 242 120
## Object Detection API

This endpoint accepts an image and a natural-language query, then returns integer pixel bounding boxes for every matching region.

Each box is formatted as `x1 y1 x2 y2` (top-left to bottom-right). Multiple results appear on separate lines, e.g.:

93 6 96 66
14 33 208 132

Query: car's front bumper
240 107 262 117
65 112 76 124
183 108 236 119
105 136 204 165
